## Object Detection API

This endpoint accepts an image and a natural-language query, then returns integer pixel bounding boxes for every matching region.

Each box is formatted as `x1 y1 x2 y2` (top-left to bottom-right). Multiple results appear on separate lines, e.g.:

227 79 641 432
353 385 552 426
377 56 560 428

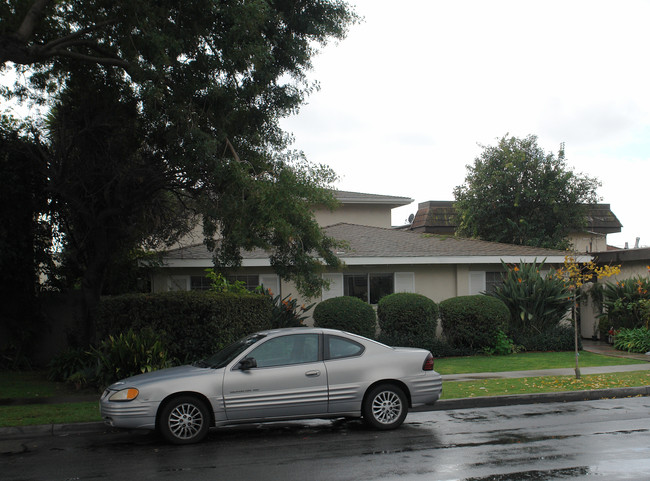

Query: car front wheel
362 384 408 430
159 395 210 444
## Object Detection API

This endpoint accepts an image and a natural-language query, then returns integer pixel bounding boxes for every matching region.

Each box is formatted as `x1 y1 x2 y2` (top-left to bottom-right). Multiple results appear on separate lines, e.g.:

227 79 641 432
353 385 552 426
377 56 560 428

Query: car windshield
199 334 267 369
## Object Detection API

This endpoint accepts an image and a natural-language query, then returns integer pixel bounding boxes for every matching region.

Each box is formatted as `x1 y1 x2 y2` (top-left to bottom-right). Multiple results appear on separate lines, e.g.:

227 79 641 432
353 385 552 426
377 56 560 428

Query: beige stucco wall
569 232 608 253
314 204 393 228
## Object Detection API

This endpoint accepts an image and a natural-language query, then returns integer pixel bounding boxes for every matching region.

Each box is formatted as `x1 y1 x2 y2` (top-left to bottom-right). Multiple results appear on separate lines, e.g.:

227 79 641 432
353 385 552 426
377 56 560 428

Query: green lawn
0 351 648 427
441 371 650 399
434 351 641 375
0 403 101 427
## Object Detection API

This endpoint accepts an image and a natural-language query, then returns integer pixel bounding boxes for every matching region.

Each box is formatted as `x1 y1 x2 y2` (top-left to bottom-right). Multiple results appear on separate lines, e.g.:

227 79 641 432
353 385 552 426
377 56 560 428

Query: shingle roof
410 201 622 235
325 223 569 259
163 223 576 266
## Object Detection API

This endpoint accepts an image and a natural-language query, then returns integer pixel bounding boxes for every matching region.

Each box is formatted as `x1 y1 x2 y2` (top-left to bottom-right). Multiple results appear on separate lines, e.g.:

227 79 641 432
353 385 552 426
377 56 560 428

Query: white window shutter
322 273 343 300
259 274 280 296
469 271 486 295
168 276 190 291
394 272 415 293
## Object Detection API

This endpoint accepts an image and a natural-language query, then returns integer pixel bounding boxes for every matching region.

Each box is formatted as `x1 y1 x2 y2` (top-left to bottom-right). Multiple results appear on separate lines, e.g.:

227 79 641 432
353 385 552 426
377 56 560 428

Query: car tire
158 395 210 444
362 384 408 430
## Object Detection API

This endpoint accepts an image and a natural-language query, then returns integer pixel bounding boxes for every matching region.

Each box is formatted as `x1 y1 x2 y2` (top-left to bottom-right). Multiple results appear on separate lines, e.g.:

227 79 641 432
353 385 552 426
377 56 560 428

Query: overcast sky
281 0 650 248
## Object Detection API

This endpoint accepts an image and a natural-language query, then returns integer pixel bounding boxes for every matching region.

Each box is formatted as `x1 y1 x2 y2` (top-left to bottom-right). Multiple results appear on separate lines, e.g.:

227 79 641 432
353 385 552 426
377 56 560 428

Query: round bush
377 293 438 347
313 296 377 338
440 295 509 350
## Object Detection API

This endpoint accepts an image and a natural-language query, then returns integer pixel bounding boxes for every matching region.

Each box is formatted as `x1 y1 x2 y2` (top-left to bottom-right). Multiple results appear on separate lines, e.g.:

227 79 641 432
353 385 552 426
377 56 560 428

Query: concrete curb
3 387 649 441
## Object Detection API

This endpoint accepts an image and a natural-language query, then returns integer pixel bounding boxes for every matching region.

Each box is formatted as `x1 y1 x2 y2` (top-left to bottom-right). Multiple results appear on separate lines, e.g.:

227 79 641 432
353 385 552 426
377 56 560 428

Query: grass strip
434 351 643 375
0 402 101 427
441 370 650 399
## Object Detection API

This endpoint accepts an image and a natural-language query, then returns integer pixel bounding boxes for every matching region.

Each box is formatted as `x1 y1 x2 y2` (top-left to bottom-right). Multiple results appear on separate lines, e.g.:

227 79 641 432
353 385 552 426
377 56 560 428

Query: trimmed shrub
510 324 579 352
95 291 272 362
439 295 509 350
377 293 438 348
313 296 377 338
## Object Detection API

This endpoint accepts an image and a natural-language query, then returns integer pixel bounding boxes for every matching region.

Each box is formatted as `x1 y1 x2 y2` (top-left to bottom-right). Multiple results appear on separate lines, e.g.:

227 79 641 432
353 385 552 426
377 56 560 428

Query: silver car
100 327 442 444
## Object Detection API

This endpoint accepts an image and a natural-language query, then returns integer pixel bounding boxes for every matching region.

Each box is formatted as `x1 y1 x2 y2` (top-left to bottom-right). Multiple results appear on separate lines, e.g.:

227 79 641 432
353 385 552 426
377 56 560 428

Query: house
153 191 586 328
409 201 623 253
593 246 650 280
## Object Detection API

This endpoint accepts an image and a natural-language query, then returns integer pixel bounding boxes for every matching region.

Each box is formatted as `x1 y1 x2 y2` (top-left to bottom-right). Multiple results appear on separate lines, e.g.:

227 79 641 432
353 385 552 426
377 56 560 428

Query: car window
203 334 266 368
247 334 319 368
328 336 364 360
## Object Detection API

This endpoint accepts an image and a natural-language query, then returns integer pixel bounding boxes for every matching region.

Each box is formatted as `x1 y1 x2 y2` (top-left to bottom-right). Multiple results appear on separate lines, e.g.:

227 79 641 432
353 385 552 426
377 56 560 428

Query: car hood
108 364 219 389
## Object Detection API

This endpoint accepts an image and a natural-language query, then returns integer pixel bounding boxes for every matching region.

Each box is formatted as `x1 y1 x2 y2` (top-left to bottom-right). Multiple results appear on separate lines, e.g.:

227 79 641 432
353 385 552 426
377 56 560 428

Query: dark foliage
440 295 510 350
313 296 376 339
95 291 272 362
377 293 438 347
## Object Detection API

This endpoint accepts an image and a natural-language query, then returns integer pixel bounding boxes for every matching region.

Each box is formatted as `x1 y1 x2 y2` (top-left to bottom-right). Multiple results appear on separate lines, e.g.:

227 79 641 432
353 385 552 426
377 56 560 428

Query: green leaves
613 327 650 353
491 260 572 335
454 134 600 249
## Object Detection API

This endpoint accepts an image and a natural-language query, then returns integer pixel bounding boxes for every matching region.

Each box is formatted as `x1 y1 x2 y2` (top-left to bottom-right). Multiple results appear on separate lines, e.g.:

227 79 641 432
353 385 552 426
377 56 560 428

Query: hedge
439 295 509 350
312 296 377 338
95 291 272 362
377 293 438 347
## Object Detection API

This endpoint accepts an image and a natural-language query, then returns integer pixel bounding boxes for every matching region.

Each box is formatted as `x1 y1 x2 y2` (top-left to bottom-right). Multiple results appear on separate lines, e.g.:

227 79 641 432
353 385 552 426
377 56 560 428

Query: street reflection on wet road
2 397 650 480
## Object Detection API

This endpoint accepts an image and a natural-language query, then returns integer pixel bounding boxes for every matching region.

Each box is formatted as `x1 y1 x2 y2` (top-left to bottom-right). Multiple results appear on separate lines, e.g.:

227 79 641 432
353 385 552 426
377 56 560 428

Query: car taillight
422 353 434 371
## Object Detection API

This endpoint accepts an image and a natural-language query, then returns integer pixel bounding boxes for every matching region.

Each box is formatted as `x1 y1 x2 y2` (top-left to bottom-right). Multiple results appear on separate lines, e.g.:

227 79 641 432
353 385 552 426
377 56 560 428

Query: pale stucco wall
314 204 393 228
569 232 608 253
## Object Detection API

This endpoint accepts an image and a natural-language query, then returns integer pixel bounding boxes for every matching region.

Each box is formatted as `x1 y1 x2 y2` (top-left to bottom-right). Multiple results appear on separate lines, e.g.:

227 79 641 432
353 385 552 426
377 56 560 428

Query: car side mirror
239 357 257 370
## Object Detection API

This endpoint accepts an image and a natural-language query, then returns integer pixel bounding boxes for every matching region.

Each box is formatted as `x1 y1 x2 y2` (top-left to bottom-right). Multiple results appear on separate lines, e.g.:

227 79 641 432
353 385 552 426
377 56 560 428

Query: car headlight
109 388 140 402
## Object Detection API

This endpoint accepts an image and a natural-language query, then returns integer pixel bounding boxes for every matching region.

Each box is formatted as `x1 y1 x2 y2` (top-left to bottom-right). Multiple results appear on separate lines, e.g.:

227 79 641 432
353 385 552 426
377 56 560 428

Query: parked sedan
100 327 442 444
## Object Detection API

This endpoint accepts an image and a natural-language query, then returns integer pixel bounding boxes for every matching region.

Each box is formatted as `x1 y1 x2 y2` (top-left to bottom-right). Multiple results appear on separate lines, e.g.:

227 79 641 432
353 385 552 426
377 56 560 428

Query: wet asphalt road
2 397 650 481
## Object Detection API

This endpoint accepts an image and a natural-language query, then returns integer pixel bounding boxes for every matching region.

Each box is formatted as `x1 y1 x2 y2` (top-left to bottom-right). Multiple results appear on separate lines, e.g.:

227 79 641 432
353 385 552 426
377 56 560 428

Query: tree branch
14 0 51 42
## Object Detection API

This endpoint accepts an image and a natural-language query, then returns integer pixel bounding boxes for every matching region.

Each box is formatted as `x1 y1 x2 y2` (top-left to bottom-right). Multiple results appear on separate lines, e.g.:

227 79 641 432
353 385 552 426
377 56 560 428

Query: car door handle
305 370 321 377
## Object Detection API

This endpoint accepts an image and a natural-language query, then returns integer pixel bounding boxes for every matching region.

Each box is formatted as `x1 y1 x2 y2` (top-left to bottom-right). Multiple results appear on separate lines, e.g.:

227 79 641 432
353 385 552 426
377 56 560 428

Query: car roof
256 327 348 337
254 327 391 349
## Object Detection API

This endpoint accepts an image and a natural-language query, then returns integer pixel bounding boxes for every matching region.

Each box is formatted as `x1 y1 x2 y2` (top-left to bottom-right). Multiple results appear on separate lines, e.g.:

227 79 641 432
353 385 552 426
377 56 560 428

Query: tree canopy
1 1 359 344
453 134 600 250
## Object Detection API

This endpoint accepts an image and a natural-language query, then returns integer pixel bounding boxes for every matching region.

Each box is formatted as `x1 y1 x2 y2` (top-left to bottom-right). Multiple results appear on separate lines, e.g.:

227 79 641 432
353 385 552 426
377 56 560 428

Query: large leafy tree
453 134 600 250
1 0 357 343
0 115 51 363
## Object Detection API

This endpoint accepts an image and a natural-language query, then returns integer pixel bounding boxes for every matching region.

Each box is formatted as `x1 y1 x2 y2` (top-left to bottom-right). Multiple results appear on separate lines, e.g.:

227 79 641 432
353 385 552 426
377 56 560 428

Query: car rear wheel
362 384 408 430
159 395 210 444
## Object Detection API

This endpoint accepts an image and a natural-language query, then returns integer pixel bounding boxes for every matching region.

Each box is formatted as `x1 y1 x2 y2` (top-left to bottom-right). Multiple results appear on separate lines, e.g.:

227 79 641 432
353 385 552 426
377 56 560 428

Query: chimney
635 237 640 249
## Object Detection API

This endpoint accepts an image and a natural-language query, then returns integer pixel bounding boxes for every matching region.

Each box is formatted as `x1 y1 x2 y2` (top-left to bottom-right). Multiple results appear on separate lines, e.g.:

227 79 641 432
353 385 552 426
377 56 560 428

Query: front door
223 333 328 421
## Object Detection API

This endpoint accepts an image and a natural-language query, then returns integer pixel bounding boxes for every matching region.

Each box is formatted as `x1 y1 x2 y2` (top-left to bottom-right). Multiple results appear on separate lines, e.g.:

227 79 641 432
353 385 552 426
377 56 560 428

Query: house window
485 272 503 294
343 273 394 304
226 274 260 291
190 274 260 291
190 276 211 291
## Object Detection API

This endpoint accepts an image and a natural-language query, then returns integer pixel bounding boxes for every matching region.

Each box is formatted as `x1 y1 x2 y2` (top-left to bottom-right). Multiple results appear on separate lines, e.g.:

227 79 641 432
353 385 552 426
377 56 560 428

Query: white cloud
282 0 650 247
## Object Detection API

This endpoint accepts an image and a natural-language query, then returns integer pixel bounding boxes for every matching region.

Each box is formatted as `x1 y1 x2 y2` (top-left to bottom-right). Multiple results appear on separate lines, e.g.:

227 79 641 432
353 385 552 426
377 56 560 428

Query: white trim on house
163 254 584 269
259 274 280 296
322 273 344 300
394 272 415 293
469 271 486 295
